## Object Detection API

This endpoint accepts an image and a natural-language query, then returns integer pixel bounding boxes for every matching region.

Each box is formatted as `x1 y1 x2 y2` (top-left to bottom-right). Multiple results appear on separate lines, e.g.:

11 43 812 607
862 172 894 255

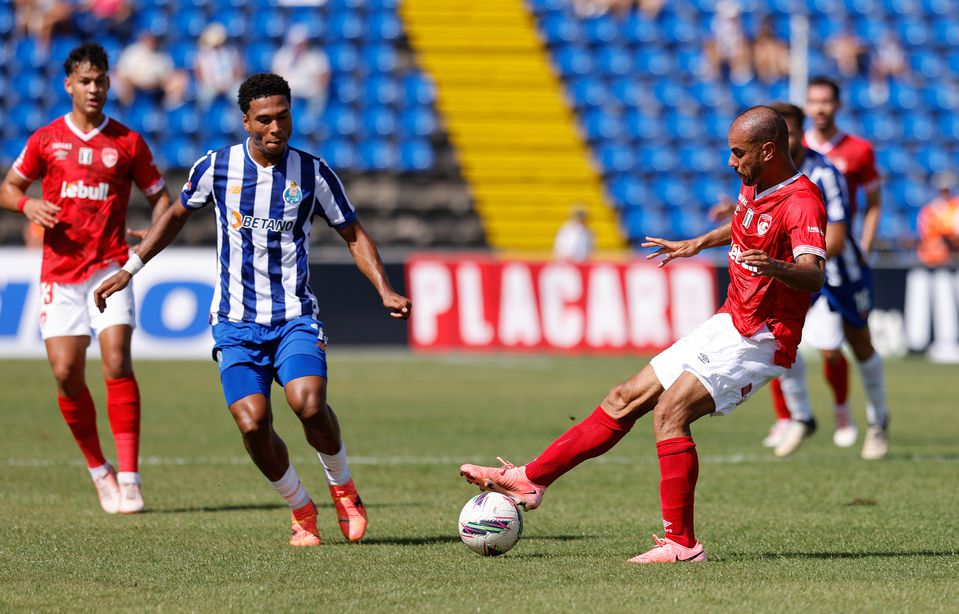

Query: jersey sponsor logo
60 180 110 200
738 194 749 208
228 184 242 195
101 147 118 168
283 180 303 205
78 147 93 165
742 208 755 229
728 243 759 273
757 213 773 236
808 225 825 236
51 142 72 161
228 210 295 232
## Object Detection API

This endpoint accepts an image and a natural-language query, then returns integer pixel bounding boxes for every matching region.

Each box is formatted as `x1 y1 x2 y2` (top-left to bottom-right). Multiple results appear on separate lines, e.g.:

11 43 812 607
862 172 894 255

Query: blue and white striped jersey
800 148 868 290
180 140 356 326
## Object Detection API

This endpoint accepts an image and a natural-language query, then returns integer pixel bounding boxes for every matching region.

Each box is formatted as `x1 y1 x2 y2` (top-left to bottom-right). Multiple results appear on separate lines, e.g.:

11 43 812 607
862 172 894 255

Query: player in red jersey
762 76 885 451
0 43 172 514
459 106 826 563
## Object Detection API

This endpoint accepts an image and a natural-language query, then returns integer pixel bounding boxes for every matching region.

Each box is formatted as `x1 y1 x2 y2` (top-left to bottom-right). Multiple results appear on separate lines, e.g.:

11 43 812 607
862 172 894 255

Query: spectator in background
826 22 869 77
917 172 959 268
704 1 753 84
80 0 132 38
113 31 188 108
13 0 75 52
870 30 908 82
272 25 331 115
553 207 594 262
752 16 789 84
195 23 244 110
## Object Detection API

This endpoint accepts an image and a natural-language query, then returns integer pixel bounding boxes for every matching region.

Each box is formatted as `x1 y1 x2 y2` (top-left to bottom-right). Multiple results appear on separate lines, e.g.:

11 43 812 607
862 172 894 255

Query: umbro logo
698 353 709 364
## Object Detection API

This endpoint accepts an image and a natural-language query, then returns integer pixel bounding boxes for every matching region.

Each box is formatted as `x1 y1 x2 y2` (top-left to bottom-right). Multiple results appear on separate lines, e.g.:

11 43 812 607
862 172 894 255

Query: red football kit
804 129 880 216
12 114 165 283
720 173 827 368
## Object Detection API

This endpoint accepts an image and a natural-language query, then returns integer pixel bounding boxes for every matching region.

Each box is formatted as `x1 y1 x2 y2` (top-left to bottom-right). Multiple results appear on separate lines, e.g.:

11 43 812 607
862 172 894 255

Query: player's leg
762 378 793 448
844 322 889 460
274 317 367 541
459 364 661 510
773 354 818 457
42 278 120 513
805 296 856 446
89 264 143 511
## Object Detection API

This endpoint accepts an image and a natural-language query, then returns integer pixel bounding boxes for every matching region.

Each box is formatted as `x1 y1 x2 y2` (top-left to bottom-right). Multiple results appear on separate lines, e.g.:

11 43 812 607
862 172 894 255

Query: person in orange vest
917 172 959 267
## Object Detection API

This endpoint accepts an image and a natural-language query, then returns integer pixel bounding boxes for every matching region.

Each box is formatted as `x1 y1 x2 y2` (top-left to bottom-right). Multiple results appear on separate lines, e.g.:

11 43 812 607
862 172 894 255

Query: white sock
780 355 813 422
858 352 888 428
269 464 311 510
117 472 140 485
88 463 110 480
318 444 351 486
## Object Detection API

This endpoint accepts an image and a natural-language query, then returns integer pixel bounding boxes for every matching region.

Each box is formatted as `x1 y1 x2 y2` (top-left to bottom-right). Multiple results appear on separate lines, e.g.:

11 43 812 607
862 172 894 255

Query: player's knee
100 352 131 380
51 363 83 395
821 349 843 364
652 396 690 437
602 384 631 417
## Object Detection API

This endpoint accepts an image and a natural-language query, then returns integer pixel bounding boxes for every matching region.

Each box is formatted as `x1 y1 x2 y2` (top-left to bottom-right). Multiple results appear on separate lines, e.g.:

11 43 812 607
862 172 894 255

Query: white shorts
802 294 844 351
650 312 786 415
39 263 136 339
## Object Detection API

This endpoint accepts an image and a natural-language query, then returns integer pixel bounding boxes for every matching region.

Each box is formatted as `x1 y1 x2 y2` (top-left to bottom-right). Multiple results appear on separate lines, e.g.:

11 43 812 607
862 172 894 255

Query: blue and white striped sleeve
180 151 216 210
313 159 357 229
817 164 850 225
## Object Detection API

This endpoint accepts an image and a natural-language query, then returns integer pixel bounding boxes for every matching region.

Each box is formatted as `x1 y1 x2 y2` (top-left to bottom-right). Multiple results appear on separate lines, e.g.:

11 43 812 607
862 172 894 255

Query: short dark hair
768 101 805 126
237 73 292 114
63 42 109 76
808 76 841 101
733 105 789 151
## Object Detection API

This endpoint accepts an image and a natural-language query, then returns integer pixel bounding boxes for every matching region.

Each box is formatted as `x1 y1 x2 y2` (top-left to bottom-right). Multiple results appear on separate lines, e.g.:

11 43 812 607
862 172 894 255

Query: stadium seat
364 75 400 106
596 143 636 175
320 138 358 169
358 140 398 171
399 140 435 172
328 44 360 73
398 107 438 138
362 106 397 138
608 176 653 209
363 44 399 73
402 74 436 107
369 11 402 41
245 41 275 74
567 77 608 109
554 46 594 78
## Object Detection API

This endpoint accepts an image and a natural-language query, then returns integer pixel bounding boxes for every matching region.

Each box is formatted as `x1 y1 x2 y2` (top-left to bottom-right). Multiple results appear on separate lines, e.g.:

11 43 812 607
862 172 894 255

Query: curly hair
63 42 109 76
237 73 292 114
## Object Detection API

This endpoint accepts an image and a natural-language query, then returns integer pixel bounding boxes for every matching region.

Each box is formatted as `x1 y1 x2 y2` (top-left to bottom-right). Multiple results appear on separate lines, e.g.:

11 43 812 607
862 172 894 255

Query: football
457 492 524 556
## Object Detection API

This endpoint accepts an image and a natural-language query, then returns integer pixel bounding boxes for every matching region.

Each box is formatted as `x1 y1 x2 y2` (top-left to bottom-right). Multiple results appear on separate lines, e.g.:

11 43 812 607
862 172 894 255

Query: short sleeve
313 159 357 229
180 152 216 210
787 194 827 261
130 134 166 197
11 132 45 182
854 142 881 194
816 164 850 224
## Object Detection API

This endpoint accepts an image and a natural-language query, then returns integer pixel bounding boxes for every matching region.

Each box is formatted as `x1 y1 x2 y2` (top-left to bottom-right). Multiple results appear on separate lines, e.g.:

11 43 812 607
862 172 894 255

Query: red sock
657 436 698 548
106 374 141 473
823 355 849 406
525 406 634 486
768 378 791 421
58 388 106 468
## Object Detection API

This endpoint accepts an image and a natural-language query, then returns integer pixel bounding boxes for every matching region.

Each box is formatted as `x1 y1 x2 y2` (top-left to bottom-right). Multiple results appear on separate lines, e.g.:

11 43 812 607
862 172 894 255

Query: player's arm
336 220 411 319
825 221 846 258
738 252 825 292
94 203 194 311
859 186 880 253
643 223 732 267
128 187 174 241
0 169 61 228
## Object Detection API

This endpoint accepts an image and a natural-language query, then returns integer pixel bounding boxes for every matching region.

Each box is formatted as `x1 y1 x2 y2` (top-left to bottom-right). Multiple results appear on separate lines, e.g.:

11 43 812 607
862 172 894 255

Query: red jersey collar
64 113 110 142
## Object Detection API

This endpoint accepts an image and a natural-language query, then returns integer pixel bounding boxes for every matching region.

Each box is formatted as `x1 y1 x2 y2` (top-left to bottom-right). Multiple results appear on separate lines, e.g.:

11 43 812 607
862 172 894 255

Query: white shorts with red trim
650 312 786 415
802 294 845 351
39 263 136 339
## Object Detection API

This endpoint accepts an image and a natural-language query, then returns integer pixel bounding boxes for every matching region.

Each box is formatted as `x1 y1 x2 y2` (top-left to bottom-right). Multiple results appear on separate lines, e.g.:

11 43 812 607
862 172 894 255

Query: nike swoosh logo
678 549 704 562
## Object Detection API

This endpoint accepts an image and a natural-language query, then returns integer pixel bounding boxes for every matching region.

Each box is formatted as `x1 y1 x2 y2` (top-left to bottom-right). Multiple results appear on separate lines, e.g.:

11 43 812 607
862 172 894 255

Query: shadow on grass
745 550 959 560
153 501 419 514
359 534 588 547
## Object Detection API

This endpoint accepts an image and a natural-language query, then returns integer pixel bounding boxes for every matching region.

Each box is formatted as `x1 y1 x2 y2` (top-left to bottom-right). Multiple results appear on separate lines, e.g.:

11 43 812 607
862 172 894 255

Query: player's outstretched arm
643 223 732 267
94 203 194 312
737 251 825 292
860 187 881 254
336 220 411 319
0 170 61 228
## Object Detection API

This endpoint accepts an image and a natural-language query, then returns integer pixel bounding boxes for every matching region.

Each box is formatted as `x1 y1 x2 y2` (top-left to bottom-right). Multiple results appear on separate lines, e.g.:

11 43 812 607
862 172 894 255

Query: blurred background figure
272 25 331 115
870 30 908 83
553 207 594 262
917 172 959 268
704 1 753 84
13 0 75 52
752 16 789 84
826 22 869 77
113 31 188 108
194 23 244 110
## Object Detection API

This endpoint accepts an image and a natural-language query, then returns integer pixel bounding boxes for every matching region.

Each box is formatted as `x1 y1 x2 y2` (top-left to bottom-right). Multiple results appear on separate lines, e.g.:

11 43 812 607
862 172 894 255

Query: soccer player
763 102 889 460
795 75 887 449
0 43 172 514
93 73 411 546
460 106 827 564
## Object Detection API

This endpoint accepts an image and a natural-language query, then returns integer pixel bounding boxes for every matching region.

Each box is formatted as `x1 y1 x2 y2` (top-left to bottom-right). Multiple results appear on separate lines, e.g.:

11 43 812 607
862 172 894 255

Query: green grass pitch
1 352 957 612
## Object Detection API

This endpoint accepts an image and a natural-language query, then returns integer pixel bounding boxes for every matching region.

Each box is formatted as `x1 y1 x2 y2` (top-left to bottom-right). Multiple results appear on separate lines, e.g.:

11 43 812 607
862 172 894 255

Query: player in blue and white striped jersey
95 73 411 545
763 102 888 460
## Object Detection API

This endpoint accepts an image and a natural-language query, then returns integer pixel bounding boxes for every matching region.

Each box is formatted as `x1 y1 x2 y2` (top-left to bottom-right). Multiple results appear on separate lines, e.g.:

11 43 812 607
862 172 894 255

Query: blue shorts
212 316 328 406
818 267 874 330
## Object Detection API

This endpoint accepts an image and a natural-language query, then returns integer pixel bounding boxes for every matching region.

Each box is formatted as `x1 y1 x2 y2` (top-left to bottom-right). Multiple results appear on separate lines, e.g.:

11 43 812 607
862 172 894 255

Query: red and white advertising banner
406 255 717 353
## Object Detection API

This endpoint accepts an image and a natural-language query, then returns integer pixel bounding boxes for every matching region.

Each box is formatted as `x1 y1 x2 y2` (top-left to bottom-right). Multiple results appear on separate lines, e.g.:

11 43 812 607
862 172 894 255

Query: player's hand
737 249 782 277
93 271 132 313
383 292 411 320
22 198 61 229
708 195 735 222
127 227 149 242
642 236 699 267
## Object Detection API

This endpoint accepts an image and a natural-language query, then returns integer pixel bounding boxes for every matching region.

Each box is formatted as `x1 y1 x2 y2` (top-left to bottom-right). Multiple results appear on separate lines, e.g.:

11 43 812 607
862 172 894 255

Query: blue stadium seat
363 44 398 73
607 176 652 209
540 13 581 45
399 140 435 171
333 75 361 105
596 46 632 77
325 105 360 137
553 46 594 78
861 113 902 142
358 140 397 170
159 136 199 170
635 48 673 77
637 145 678 173
624 110 665 141
1 137 28 168
328 44 359 73
362 106 397 137
369 10 402 40
567 77 608 109
329 11 364 41
679 145 721 174
581 109 619 142
249 12 286 40
245 41 274 74
876 147 918 175
167 105 201 136
670 205 711 240
169 39 197 70
665 112 702 141
402 74 436 107
320 138 358 170
903 113 935 141
364 75 399 105
582 15 617 44
596 143 635 174
398 107 438 138
916 146 952 174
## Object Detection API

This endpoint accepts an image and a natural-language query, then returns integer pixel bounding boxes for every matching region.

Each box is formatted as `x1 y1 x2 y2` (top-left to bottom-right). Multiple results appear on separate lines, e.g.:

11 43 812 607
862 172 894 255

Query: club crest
283 180 303 205
101 147 118 168
757 214 773 236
